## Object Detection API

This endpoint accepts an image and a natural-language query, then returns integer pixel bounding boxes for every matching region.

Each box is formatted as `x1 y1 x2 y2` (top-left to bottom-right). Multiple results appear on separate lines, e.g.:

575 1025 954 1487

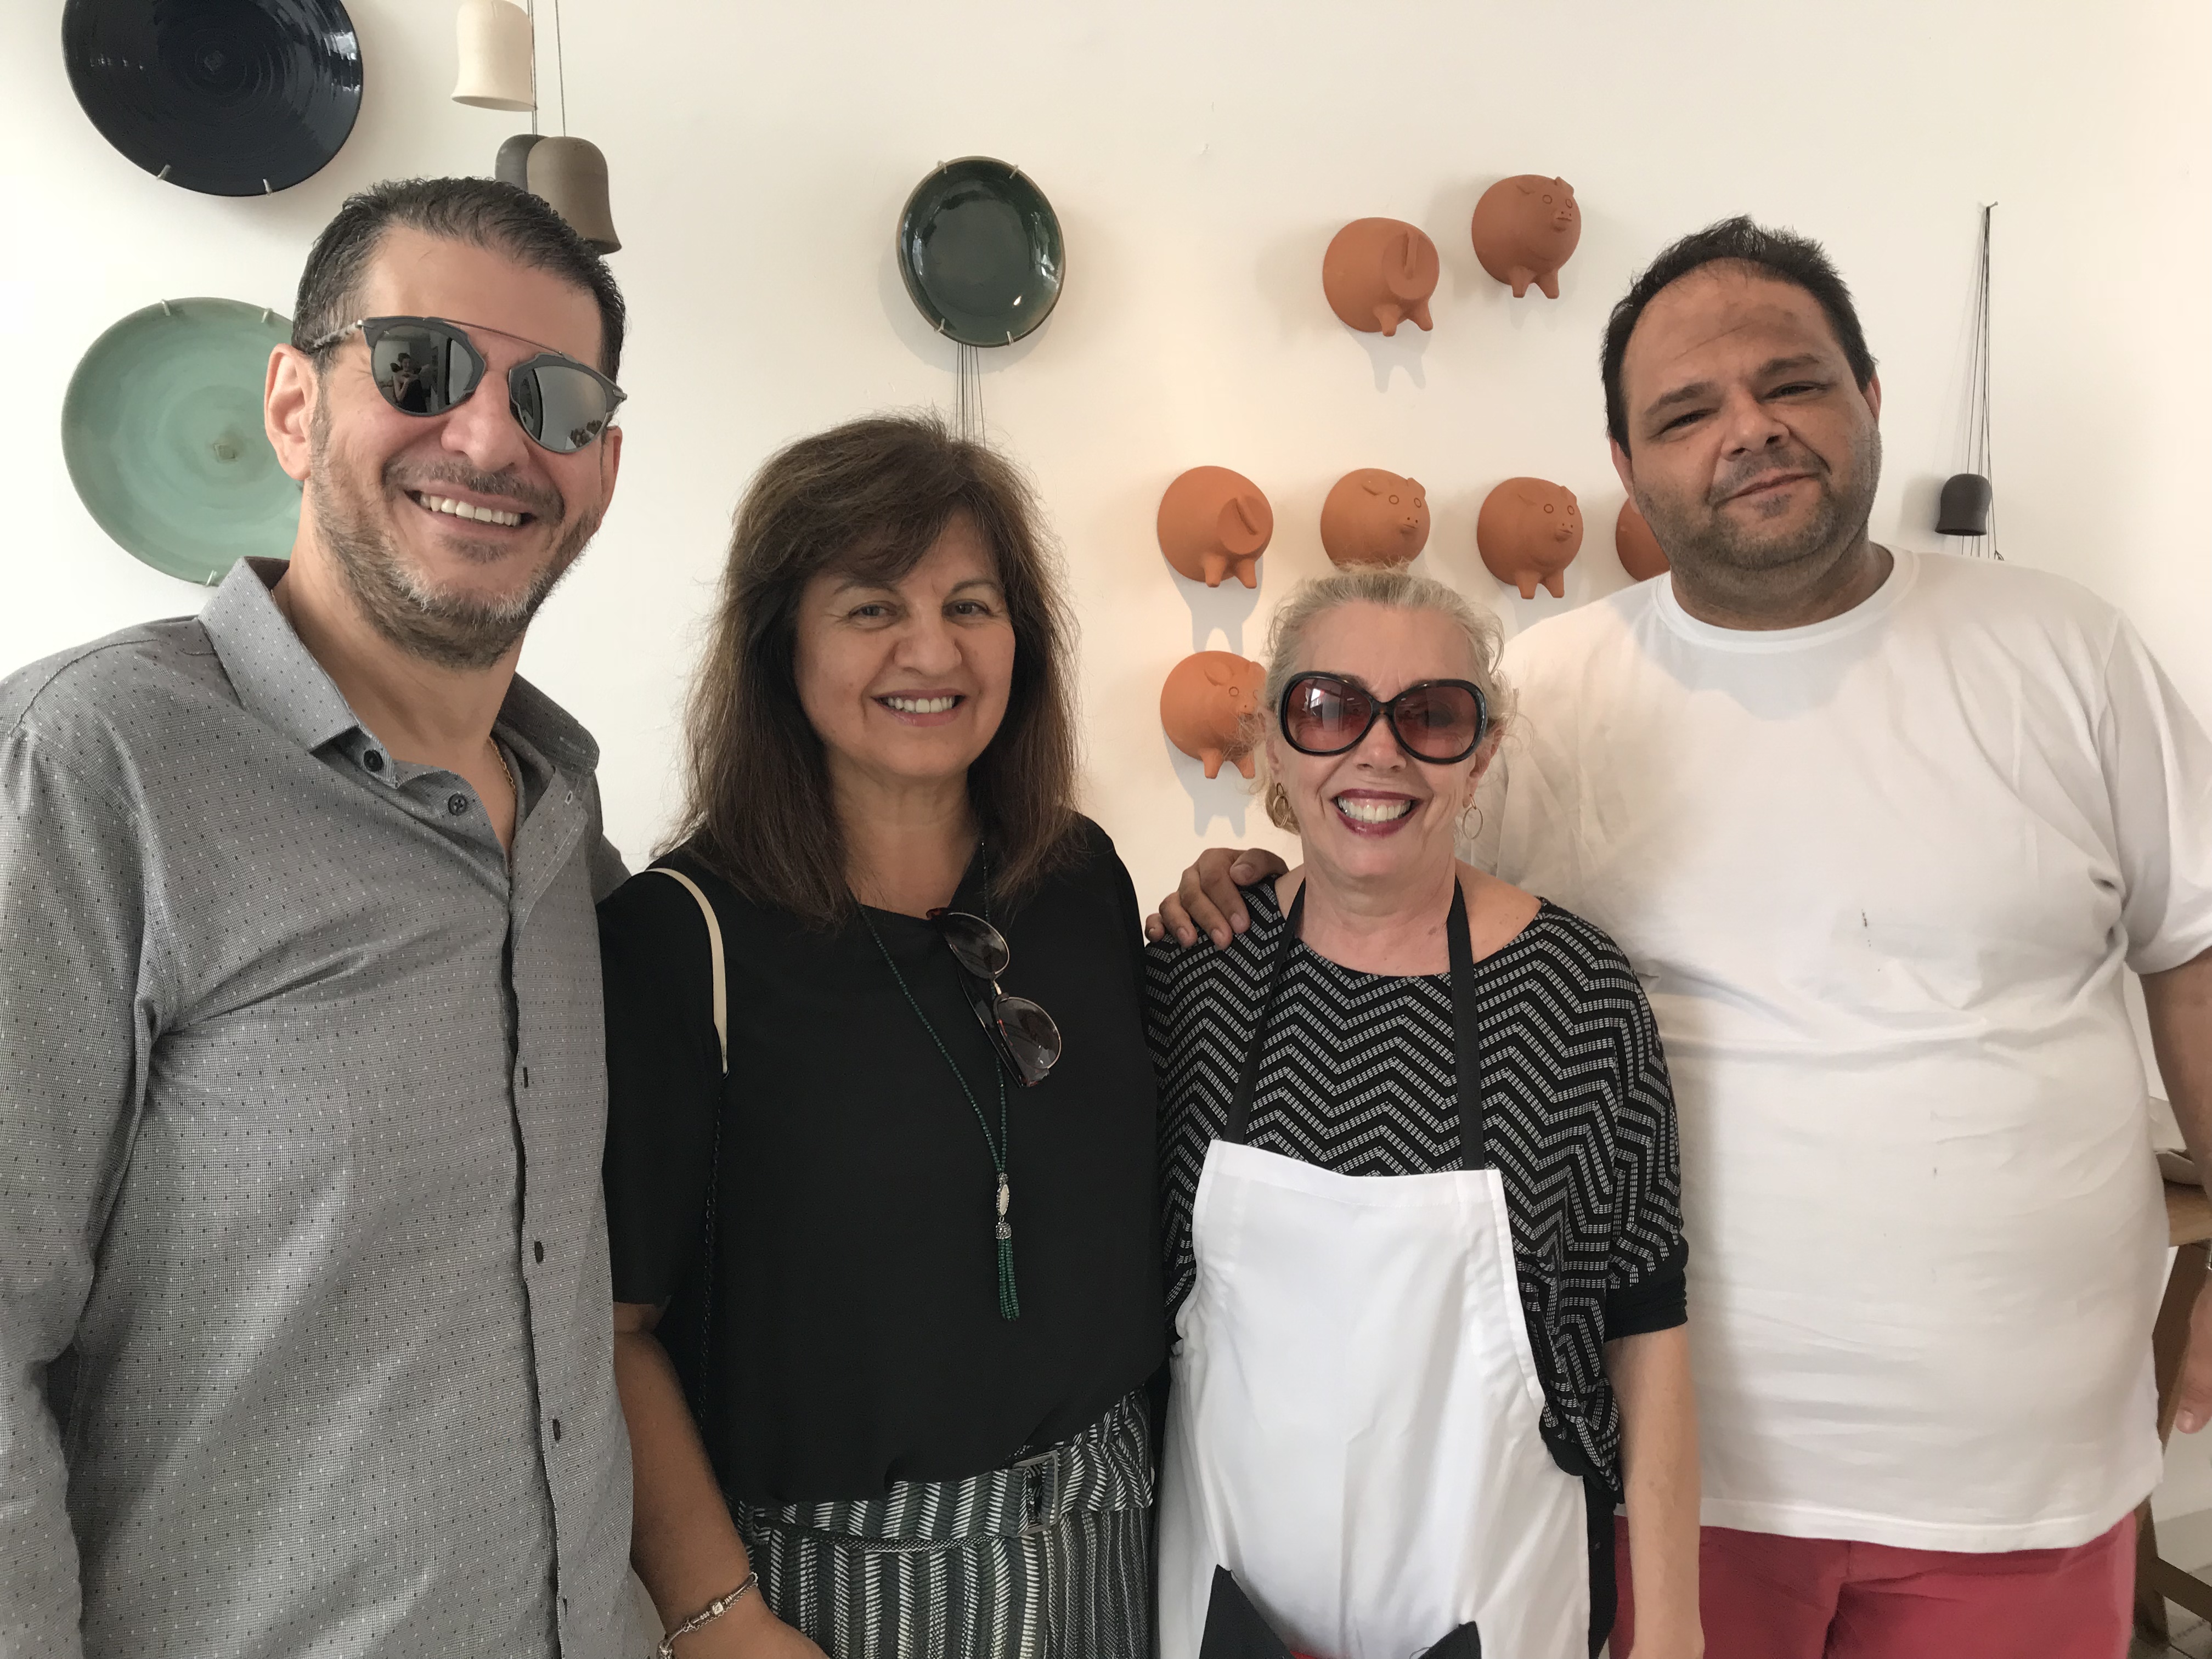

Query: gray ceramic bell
1936 473 1992 536
525 136 619 254
495 132 541 189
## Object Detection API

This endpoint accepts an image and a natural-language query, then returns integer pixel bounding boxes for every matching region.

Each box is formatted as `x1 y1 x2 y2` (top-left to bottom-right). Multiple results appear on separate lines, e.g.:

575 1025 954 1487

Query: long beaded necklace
857 848 1019 1321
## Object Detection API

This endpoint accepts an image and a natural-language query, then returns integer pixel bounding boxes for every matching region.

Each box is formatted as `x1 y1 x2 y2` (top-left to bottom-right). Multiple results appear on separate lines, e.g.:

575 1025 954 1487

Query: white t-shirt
1470 546 2212 1551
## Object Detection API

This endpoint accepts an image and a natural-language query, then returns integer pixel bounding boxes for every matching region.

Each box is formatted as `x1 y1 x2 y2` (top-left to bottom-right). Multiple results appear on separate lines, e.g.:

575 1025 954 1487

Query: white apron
1158 882 1591 1659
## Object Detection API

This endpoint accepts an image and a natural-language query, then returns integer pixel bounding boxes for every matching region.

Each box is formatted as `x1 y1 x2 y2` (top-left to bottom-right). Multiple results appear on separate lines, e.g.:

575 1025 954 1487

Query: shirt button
551 1418 562 1442
363 751 385 773
447 793 469 815
534 1240 545 1263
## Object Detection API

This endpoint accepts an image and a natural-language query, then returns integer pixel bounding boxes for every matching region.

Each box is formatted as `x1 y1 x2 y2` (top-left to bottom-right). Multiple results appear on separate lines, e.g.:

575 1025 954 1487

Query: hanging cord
525 0 537 134
1966 202 2000 559
857 857 1019 1321
954 342 984 443
552 0 568 136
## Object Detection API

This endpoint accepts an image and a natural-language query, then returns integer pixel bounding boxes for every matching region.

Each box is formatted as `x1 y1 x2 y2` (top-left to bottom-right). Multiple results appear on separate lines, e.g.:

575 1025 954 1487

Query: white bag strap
646 867 727 1075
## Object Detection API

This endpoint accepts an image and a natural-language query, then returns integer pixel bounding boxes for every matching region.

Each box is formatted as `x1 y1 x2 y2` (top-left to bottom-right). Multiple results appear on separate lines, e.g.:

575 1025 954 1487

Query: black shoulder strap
1445 878 1488 1171
1222 885 1305 1147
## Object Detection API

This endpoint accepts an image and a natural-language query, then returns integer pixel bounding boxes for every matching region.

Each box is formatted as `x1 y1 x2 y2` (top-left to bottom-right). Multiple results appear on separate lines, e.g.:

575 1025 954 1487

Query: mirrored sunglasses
309 315 624 455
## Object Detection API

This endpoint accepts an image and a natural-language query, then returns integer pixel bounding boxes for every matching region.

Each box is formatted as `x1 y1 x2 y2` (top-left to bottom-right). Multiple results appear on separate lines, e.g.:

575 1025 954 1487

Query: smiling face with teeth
793 511 1016 812
1267 601 1501 898
267 227 623 670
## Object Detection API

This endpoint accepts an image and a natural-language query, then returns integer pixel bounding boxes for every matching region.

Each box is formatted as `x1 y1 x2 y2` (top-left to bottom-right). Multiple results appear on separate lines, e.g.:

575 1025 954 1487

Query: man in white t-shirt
1153 217 2212 1658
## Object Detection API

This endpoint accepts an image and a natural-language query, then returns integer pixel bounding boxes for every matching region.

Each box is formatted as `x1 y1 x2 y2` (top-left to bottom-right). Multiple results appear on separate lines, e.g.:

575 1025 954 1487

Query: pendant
995 1173 1012 1240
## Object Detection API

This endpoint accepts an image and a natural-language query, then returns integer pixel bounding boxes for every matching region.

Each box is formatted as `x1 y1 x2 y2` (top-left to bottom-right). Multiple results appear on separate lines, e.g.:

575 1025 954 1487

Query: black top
601 818 1165 1505
1151 882 1686 1489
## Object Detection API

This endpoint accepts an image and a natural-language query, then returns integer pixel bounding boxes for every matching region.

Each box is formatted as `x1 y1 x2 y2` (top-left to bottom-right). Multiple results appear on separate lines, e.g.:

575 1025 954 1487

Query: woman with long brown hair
599 414 1162 1658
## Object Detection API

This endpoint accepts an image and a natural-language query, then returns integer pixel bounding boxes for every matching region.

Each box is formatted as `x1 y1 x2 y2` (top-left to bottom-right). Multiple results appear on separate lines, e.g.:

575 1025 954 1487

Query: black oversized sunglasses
929 909 1063 1086
305 315 625 455
1280 671 1490 765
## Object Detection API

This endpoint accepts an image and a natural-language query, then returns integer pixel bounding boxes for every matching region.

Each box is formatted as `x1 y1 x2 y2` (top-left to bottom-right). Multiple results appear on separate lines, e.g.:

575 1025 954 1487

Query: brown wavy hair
666 412 1080 926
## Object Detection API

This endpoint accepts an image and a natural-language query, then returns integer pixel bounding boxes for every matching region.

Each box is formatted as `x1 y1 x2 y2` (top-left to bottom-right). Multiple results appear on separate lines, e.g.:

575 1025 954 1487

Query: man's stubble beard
307 404 601 672
1640 422 1882 582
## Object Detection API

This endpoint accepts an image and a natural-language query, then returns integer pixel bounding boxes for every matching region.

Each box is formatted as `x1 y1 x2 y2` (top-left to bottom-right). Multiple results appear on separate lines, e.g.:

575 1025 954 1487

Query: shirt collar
201 557 360 753
200 556 601 779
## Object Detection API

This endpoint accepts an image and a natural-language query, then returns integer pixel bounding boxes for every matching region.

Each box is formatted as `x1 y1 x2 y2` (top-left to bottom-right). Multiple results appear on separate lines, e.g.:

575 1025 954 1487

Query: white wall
7 0 2212 1527
5 0 2205 896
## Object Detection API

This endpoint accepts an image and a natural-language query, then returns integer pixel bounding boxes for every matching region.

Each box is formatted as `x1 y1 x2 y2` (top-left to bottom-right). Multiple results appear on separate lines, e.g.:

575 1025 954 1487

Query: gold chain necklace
489 734 518 812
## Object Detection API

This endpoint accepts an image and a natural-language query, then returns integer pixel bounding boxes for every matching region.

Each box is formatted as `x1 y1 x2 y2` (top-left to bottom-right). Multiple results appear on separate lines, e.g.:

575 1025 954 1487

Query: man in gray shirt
2 179 640 1657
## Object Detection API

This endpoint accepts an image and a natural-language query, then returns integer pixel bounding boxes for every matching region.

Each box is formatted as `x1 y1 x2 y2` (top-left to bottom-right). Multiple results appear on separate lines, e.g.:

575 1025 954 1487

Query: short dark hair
669 411 1082 928
292 176 626 378
1601 216 1876 450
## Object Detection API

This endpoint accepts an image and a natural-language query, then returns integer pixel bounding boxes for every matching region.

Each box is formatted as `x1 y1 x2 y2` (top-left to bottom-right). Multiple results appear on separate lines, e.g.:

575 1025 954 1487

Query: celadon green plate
63 297 301 586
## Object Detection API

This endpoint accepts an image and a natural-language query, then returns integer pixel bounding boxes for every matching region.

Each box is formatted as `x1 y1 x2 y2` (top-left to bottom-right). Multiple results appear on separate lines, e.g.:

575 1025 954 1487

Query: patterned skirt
732 1391 1154 1659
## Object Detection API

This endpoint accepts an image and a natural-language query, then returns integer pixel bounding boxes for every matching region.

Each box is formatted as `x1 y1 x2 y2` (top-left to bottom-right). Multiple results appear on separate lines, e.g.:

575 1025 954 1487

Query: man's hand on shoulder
1144 847 1290 949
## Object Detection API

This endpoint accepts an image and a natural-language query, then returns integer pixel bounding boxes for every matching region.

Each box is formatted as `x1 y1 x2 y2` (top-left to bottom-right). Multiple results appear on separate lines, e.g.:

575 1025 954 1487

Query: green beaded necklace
857 850 1019 1322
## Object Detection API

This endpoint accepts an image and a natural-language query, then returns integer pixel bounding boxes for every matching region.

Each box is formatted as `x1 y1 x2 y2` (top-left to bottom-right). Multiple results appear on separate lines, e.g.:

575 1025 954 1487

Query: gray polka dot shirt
0 560 637 1658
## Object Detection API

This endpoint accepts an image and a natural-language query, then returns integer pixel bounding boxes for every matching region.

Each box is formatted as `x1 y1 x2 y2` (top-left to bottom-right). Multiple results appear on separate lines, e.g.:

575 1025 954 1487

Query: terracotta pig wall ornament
1161 651 1266 779
1477 478 1583 598
1320 470 1430 569
1470 175 1581 299
1322 218 1441 337
1615 500 1671 582
1158 466 1273 589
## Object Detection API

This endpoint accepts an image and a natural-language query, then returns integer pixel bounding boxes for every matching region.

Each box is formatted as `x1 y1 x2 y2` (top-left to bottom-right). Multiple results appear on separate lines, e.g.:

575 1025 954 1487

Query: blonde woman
1146 570 1700 1658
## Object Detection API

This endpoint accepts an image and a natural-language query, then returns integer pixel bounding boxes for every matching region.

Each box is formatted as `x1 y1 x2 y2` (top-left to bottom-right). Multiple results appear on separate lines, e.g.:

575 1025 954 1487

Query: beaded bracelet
653 1572 759 1658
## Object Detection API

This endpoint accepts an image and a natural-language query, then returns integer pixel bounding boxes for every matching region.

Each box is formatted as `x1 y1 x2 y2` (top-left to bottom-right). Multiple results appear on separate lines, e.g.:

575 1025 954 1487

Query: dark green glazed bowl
897 157 1064 348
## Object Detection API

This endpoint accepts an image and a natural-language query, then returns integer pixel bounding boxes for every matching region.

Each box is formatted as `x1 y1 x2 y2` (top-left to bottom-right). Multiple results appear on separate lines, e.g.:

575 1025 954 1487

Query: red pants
1612 1513 2135 1659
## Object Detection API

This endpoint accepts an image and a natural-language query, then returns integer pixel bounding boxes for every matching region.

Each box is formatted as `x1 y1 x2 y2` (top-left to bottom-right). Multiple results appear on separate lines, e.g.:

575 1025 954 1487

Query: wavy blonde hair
1251 569 1515 833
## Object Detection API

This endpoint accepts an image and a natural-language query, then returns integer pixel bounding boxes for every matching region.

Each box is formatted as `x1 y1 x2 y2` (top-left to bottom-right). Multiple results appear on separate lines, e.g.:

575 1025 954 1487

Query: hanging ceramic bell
495 132 541 189
452 0 535 112
526 136 620 253
1936 473 1992 536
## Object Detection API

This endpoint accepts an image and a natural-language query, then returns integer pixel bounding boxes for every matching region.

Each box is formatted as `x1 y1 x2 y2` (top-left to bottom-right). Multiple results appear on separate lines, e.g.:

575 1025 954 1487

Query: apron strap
1222 877 1488 1171
1444 878 1489 1172
1222 884 1307 1147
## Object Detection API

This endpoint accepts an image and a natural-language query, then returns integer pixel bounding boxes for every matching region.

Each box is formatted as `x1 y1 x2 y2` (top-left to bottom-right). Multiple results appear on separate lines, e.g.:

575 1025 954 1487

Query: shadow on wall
1353 324 1429 393
1178 568 1262 654
1895 472 1946 550
1165 730 1254 838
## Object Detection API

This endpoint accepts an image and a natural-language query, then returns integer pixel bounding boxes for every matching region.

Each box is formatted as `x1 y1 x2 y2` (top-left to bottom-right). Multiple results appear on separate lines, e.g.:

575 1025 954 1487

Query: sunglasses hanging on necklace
859 845 1049 1321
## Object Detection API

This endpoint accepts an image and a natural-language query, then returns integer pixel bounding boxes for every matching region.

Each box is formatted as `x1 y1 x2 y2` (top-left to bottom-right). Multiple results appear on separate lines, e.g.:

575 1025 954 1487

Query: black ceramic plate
897 157 1064 348
63 0 364 197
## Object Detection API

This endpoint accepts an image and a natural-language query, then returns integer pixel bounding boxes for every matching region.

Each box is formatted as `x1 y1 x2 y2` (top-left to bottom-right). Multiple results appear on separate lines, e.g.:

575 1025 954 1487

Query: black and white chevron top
1149 881 1686 1491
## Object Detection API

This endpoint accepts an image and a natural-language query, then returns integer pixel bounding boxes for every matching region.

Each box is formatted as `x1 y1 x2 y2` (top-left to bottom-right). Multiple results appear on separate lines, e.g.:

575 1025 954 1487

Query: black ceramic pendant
63 0 364 197
1936 472 1993 537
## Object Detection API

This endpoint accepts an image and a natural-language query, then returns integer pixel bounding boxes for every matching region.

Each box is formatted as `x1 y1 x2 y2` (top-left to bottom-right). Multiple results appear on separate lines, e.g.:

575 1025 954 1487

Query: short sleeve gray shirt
0 559 636 1658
